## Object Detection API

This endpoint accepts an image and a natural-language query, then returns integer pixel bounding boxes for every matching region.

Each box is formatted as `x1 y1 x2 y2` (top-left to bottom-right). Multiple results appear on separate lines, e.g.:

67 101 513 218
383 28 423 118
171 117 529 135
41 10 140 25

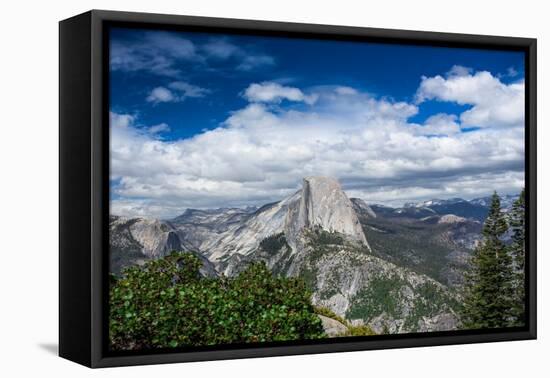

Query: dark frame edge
90 10 107 369
59 11 93 367
88 9 536 47
59 9 537 368
526 38 537 340
93 330 535 368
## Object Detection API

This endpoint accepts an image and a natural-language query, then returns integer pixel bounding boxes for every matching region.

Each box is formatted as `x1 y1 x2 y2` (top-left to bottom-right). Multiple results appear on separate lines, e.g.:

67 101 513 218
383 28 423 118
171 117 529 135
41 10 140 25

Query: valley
109 176 517 335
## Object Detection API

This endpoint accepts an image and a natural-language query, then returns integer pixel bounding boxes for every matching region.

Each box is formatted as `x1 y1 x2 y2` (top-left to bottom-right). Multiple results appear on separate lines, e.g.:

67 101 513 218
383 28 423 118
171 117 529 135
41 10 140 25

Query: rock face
172 207 255 251
417 313 460 332
205 193 299 261
203 176 369 262
350 198 377 218
110 216 184 258
319 254 459 333
109 215 217 276
286 177 369 250
317 315 348 337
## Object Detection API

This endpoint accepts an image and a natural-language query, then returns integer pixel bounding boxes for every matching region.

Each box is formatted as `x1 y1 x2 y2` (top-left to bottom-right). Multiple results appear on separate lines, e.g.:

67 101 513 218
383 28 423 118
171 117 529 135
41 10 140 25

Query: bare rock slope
289 177 369 249
203 176 369 263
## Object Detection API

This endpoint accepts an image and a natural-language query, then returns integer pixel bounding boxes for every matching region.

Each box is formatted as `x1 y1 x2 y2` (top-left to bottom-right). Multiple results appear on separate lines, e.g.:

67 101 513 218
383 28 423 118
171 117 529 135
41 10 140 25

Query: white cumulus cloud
148 123 170 134
146 81 210 104
110 71 524 218
411 113 462 136
146 87 176 104
243 82 318 104
416 67 524 129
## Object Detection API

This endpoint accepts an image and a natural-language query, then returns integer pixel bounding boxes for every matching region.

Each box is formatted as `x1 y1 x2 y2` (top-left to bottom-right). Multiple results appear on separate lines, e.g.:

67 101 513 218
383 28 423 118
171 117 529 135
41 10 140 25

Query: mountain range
110 176 518 334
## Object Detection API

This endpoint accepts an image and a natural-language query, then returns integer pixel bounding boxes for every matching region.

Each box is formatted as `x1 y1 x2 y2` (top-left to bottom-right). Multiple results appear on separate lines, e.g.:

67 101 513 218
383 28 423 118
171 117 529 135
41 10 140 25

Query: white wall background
0 0 546 376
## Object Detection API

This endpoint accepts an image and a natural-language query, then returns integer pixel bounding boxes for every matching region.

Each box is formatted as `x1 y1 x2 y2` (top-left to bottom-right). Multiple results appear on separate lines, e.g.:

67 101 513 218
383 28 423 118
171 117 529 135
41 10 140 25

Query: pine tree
508 189 526 326
462 192 515 329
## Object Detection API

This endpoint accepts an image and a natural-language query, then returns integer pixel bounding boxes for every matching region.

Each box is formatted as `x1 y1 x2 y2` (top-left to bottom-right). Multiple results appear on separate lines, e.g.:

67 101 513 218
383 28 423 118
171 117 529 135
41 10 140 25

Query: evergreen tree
508 189 526 326
462 192 515 329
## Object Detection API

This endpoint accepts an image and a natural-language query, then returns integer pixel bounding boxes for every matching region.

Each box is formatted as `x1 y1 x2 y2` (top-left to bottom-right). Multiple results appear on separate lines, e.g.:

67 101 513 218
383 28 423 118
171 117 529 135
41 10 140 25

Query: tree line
461 190 526 329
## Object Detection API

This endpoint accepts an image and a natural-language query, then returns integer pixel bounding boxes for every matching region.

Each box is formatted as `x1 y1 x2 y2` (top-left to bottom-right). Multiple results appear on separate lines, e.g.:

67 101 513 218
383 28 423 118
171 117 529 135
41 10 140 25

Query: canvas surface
107 26 527 351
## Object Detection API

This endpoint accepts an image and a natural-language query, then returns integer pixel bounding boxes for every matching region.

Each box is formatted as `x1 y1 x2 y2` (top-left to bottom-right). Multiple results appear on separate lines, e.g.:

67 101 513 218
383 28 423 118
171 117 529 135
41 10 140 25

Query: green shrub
343 324 377 336
314 306 347 325
314 306 377 337
109 252 324 350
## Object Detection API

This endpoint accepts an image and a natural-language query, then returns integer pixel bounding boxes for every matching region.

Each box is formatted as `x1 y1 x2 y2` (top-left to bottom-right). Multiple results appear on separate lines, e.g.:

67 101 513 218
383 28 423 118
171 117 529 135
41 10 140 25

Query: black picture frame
59 9 537 368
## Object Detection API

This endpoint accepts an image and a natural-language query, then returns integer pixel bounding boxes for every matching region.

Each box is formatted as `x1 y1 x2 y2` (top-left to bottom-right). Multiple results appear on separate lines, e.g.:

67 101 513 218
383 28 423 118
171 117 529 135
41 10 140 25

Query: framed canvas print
59 10 537 368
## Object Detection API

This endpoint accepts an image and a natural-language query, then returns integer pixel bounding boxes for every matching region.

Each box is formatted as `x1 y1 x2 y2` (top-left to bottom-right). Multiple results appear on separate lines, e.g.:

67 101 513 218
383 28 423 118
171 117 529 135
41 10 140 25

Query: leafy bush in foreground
109 252 324 350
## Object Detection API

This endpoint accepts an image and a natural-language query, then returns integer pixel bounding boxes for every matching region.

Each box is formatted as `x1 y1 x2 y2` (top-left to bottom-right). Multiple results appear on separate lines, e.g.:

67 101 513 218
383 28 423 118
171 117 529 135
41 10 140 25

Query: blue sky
109 27 525 218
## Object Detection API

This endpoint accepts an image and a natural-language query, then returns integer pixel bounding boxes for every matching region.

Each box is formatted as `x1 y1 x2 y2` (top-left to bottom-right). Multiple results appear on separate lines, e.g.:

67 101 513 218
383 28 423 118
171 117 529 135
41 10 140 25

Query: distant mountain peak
404 198 467 208
288 176 369 248
199 176 371 261
437 214 468 224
